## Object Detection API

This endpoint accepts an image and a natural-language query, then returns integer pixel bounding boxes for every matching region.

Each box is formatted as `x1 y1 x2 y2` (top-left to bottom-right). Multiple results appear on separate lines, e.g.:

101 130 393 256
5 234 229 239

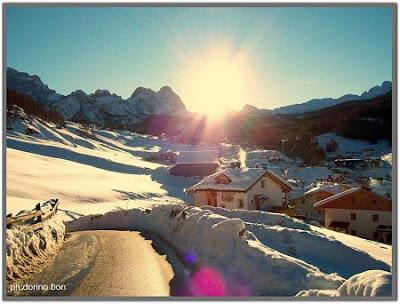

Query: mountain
271 81 392 115
7 68 62 105
6 67 187 127
239 104 272 117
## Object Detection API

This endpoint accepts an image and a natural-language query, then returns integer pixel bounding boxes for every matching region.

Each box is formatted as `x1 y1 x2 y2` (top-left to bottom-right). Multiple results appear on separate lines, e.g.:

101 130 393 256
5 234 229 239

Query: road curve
18 230 190 297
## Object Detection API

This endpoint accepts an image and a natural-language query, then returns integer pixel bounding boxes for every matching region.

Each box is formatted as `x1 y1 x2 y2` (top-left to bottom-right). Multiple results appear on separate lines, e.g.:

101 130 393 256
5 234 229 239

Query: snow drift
296 270 392 297
66 204 344 296
6 216 65 285
201 206 391 279
335 270 392 297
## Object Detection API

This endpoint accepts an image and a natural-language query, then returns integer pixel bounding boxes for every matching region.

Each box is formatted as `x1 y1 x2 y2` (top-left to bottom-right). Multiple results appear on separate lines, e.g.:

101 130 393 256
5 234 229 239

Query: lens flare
190 267 226 296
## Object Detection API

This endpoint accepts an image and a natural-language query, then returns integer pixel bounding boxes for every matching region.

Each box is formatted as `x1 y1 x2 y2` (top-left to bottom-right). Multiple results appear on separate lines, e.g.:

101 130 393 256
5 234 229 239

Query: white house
186 168 293 211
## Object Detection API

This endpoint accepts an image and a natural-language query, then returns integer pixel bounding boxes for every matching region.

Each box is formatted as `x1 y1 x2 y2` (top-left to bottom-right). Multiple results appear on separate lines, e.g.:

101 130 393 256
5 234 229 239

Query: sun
180 47 252 119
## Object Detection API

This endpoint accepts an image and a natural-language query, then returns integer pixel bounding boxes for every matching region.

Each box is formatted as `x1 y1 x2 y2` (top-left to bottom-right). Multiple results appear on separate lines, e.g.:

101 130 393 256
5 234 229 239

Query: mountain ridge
7 66 392 125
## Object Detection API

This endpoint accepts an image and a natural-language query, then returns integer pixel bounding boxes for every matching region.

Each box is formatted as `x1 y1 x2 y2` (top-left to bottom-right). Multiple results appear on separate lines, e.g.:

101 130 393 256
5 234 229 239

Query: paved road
19 230 191 297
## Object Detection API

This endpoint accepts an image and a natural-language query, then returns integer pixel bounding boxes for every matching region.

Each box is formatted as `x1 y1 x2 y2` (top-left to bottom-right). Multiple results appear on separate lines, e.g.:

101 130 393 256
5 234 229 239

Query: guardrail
6 199 59 232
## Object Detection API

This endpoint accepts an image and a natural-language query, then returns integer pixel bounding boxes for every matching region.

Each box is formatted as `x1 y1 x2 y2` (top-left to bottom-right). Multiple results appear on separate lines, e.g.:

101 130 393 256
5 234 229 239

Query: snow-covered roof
186 168 292 193
304 182 346 196
176 150 219 165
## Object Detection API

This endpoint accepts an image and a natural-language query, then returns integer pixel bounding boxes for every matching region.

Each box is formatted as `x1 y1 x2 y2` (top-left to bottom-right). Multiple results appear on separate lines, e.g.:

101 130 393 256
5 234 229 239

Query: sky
6 6 393 112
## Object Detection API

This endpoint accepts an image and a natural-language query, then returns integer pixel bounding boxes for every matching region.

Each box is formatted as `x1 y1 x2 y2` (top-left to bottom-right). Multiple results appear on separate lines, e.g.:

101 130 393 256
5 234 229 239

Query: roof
314 186 391 209
304 182 346 196
176 150 219 165
186 168 293 193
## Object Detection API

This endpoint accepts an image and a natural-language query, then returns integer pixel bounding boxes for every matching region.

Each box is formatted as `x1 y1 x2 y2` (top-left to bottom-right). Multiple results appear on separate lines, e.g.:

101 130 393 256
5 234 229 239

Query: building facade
186 168 293 211
314 187 392 244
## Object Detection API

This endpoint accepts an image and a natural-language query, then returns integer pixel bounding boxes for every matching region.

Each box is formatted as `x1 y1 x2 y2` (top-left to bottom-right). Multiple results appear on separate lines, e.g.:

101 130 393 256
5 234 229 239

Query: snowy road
18 230 191 297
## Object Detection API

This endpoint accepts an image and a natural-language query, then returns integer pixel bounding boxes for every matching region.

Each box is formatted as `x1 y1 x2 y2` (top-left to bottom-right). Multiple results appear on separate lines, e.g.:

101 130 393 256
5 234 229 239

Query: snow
187 168 268 192
176 150 219 165
369 178 392 199
381 153 392 165
286 166 333 186
317 132 391 157
334 270 392 297
66 204 344 296
6 216 66 286
304 182 345 196
201 206 391 278
7 111 201 219
296 270 392 297
6 107 392 297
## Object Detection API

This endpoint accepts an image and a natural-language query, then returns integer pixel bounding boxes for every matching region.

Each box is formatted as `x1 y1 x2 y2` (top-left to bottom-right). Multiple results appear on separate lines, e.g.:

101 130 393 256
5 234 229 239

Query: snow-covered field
7 112 208 218
6 110 393 297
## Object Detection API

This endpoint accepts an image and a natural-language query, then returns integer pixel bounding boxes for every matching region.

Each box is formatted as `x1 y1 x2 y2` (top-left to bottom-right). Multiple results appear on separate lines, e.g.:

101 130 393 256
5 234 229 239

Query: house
169 150 220 177
314 186 392 244
291 182 350 219
186 168 293 211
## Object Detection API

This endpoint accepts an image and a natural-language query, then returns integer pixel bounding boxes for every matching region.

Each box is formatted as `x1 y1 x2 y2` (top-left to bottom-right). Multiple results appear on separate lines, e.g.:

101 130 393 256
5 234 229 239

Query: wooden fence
6 199 59 232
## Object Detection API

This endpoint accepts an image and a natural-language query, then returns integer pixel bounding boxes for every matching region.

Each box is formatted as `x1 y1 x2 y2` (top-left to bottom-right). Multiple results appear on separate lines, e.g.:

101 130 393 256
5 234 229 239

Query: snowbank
201 206 311 230
6 216 65 285
296 270 392 297
244 223 391 278
66 204 344 296
202 206 390 279
335 270 392 297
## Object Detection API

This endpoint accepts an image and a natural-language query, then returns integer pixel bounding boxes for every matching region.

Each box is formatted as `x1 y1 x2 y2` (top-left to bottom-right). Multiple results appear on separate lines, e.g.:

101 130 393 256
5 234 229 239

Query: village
153 134 392 244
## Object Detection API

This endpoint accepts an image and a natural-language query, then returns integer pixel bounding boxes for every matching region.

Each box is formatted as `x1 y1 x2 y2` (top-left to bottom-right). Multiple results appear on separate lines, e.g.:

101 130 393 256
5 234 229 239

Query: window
350 230 357 236
372 199 377 204
260 180 265 188
350 213 357 221
239 199 244 208
301 199 305 205
372 214 379 222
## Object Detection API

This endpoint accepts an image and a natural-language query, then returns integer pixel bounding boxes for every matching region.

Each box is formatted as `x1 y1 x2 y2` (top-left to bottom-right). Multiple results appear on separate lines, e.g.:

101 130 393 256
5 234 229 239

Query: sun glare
180 47 253 119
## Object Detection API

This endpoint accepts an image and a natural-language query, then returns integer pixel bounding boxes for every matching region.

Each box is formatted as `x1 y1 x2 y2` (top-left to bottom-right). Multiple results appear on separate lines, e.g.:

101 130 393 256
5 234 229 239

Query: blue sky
6 6 393 110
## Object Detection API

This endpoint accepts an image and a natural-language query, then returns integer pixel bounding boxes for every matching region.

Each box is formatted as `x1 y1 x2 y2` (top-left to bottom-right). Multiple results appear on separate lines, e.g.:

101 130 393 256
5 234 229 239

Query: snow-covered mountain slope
272 81 392 115
6 106 205 216
7 67 187 126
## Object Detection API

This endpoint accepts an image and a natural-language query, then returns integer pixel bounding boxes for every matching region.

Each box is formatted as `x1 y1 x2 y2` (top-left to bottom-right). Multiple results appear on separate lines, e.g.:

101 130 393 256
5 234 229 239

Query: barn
169 150 220 177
